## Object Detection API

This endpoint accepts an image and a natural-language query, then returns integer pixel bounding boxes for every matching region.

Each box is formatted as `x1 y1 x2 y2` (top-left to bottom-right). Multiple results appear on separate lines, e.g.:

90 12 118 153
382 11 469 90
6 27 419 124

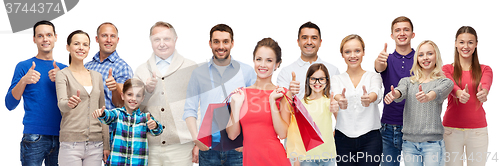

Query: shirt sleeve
276 68 290 89
480 65 493 91
148 114 163 136
183 72 200 120
5 62 25 110
98 109 119 125
114 63 134 84
55 71 72 113
394 77 410 103
368 73 384 104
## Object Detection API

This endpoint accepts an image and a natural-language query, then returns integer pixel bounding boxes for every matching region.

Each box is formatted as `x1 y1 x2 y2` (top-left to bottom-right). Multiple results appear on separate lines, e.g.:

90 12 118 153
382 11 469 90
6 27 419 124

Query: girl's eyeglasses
309 77 328 84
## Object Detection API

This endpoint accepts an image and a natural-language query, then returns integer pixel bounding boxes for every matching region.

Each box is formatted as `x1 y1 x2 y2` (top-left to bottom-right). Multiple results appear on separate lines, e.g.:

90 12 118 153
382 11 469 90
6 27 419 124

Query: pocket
444 127 452 136
94 141 104 148
22 134 42 143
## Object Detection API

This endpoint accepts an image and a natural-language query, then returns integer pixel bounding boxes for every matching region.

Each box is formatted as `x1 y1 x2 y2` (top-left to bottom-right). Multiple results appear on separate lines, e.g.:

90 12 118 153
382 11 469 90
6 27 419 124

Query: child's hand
68 90 81 109
147 113 158 130
92 106 106 119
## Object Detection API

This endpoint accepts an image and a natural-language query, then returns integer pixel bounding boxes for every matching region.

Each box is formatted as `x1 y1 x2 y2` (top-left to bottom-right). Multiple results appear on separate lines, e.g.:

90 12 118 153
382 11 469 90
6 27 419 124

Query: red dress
239 88 290 166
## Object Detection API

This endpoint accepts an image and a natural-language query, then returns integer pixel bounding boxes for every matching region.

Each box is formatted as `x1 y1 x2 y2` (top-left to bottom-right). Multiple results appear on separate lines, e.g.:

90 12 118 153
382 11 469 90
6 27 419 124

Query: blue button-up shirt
182 57 256 146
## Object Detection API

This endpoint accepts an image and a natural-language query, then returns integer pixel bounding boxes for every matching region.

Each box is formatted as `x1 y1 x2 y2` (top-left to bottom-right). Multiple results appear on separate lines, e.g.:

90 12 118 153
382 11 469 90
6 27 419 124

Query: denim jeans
402 139 445 166
20 134 59 166
300 158 336 166
199 149 243 166
334 129 382 166
380 123 403 166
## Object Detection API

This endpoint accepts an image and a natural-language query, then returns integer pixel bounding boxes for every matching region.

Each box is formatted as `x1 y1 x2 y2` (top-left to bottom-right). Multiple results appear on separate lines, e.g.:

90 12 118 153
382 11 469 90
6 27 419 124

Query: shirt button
402 66 404 68
161 92 164 95
162 126 165 129
161 108 165 112
162 77 164 80
162 141 166 144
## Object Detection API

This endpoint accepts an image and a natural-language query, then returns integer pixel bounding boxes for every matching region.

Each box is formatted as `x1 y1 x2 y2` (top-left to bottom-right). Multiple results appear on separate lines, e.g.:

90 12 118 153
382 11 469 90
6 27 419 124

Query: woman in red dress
227 38 292 166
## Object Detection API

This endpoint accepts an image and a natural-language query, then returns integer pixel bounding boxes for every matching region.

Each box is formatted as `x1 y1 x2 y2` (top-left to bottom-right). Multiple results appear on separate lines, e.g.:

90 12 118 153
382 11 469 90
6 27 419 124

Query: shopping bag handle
223 87 244 103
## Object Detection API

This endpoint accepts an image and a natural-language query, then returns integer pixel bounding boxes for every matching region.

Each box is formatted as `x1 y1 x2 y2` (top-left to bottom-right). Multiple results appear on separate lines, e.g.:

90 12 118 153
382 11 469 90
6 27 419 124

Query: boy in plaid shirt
93 78 163 166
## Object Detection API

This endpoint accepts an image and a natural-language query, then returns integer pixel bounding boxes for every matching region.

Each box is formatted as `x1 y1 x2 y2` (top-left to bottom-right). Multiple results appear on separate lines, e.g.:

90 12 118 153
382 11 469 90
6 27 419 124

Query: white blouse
331 71 384 138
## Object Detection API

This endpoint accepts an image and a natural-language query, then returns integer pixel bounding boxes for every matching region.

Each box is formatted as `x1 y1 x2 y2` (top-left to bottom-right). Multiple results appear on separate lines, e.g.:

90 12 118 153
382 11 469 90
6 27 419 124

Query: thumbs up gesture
415 85 432 103
377 43 389 65
330 92 339 114
361 85 371 107
384 85 397 104
146 113 158 130
146 72 158 93
289 72 300 96
338 88 348 110
458 84 470 104
105 68 117 91
22 61 41 85
68 90 81 109
476 83 488 103
92 106 106 118
48 61 60 82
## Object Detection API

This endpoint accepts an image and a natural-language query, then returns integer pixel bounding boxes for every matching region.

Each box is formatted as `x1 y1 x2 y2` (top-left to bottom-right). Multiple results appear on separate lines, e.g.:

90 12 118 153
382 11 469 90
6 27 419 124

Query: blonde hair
409 40 445 83
149 21 177 37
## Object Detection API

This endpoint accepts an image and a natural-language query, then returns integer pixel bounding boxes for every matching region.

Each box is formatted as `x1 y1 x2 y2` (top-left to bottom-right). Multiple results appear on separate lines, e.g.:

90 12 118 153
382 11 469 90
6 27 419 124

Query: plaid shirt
84 51 133 110
98 107 163 166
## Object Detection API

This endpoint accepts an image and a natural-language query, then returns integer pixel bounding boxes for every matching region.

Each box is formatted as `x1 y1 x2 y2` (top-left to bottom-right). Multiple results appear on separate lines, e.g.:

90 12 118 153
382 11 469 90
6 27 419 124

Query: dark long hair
66 30 90 64
303 63 331 104
453 26 481 94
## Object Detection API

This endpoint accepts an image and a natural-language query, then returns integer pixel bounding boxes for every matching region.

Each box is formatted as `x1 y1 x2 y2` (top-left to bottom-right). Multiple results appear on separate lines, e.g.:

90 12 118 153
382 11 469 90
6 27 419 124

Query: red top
442 64 493 128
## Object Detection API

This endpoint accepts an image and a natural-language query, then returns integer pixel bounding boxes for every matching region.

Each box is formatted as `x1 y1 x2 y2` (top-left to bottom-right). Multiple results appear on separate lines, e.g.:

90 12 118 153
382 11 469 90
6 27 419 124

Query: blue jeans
20 134 59 166
402 139 445 166
380 123 403 166
300 159 336 166
199 149 243 166
335 130 382 166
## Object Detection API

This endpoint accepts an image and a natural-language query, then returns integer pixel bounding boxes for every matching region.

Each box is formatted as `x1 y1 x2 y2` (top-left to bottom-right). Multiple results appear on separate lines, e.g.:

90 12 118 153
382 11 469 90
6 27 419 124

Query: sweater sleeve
394 77 410 103
430 78 454 103
442 65 462 98
480 65 493 91
5 62 25 110
55 71 72 113
97 73 110 150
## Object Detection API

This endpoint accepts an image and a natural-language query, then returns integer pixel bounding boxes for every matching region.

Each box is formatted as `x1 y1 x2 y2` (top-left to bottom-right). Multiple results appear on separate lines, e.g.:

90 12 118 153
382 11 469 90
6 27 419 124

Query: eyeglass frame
308 77 329 85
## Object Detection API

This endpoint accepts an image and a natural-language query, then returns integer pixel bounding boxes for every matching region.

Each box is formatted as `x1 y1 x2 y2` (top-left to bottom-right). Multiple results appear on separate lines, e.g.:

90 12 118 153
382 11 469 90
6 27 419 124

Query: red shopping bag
197 89 243 151
285 95 324 151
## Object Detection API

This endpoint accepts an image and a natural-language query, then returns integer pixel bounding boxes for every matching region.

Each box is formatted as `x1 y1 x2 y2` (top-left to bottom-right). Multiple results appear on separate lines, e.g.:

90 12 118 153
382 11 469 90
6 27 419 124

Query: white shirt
83 86 93 94
331 71 384 138
155 54 173 76
277 57 340 99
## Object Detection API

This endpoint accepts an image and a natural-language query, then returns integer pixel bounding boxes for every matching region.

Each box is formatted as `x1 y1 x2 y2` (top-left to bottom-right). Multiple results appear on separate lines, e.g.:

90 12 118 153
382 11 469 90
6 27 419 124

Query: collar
155 54 173 65
208 56 236 69
118 107 143 116
392 49 415 59
296 56 323 67
92 51 119 63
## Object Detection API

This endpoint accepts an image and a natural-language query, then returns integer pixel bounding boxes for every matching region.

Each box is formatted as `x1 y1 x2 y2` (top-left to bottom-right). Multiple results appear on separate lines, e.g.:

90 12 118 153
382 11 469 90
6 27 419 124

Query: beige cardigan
134 50 197 146
55 68 110 150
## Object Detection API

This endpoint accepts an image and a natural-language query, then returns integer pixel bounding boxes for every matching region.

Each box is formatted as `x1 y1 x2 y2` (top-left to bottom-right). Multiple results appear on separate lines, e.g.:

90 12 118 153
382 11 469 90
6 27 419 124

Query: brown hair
67 30 90 65
150 21 177 37
391 16 413 33
252 38 282 65
303 63 331 104
123 78 145 97
96 22 118 35
210 24 234 41
340 34 365 53
453 26 481 94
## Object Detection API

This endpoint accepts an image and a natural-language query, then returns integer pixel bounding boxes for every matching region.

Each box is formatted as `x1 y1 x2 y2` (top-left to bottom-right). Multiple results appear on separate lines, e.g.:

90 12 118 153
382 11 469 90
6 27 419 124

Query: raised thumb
362 85 367 95
31 61 36 70
53 61 59 69
341 88 346 97
147 113 151 120
108 68 113 78
478 83 483 92
419 85 423 92
464 84 469 94
76 90 80 97
292 72 296 81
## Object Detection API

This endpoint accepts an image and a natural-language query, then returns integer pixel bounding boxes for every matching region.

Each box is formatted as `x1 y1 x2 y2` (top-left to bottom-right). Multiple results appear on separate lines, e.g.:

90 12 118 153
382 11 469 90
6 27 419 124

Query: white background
0 0 498 165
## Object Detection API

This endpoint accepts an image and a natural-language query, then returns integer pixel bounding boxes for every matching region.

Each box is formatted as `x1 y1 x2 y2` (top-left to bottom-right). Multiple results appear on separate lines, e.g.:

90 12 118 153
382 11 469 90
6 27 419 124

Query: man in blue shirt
5 20 67 166
374 16 416 166
183 24 256 165
84 22 134 163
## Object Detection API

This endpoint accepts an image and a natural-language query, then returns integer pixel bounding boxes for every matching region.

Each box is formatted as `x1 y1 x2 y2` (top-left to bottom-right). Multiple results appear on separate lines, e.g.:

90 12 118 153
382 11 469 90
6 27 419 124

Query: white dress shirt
331 71 384 138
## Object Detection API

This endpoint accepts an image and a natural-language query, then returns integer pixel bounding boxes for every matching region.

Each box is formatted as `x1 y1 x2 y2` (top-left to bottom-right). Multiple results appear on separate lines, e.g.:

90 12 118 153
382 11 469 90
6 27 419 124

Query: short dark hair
33 20 55 37
67 30 90 64
210 24 234 41
97 22 118 35
298 21 321 39
391 16 413 33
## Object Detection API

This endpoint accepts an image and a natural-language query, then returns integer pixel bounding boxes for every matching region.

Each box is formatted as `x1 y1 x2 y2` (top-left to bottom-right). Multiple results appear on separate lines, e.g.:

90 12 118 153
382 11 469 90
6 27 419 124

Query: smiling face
210 31 233 60
253 46 280 79
96 24 119 56
33 25 57 53
67 34 90 62
122 86 144 112
417 43 437 72
298 28 322 58
341 39 364 68
455 33 477 59
391 22 415 47
309 69 327 94
150 26 177 59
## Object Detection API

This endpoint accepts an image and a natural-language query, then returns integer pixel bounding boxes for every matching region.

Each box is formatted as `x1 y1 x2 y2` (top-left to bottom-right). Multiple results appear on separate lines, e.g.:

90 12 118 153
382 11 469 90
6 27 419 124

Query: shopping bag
286 107 307 157
197 89 244 151
285 95 324 151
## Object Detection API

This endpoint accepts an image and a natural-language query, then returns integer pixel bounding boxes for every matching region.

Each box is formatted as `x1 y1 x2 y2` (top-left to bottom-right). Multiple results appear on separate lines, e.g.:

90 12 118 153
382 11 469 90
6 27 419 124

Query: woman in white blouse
332 34 384 166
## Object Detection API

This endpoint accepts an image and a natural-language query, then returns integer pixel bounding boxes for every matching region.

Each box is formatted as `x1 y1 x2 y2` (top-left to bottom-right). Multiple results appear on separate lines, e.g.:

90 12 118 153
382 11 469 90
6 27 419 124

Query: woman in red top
442 26 493 166
227 38 292 166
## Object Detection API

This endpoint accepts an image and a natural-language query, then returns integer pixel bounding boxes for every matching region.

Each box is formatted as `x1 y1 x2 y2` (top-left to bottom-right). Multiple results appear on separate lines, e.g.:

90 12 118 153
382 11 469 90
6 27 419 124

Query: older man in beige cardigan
134 21 198 166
